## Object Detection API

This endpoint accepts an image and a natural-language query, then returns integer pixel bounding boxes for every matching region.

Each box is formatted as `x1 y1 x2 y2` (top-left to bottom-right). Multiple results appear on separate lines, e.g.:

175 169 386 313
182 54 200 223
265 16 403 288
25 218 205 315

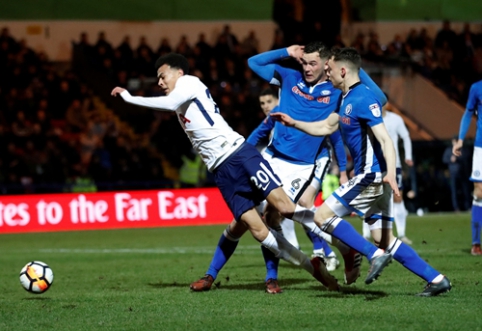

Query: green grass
1 213 481 331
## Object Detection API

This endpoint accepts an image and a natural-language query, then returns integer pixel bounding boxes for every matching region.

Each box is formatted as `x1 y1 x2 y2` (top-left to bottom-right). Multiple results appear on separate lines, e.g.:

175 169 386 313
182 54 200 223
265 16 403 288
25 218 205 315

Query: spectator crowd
0 21 481 212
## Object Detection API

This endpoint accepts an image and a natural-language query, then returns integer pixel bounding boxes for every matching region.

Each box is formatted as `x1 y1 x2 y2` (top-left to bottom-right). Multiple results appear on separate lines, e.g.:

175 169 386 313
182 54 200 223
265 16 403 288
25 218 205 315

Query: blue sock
261 245 279 281
472 205 482 244
306 229 324 250
392 242 440 282
321 239 333 256
206 232 239 279
331 219 378 259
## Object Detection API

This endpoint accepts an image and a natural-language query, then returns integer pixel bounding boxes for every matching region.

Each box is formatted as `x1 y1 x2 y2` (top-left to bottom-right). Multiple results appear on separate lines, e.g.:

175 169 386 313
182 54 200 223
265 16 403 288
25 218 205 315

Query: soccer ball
19 261 54 294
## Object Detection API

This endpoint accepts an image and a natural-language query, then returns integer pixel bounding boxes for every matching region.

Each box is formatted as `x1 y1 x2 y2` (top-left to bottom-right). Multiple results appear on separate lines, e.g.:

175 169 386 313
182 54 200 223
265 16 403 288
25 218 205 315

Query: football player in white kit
111 53 341 292
362 95 414 244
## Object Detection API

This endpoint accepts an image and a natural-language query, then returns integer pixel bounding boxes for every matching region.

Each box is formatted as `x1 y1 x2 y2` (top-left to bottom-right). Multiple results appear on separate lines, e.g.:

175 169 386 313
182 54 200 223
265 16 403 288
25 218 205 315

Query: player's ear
341 67 346 78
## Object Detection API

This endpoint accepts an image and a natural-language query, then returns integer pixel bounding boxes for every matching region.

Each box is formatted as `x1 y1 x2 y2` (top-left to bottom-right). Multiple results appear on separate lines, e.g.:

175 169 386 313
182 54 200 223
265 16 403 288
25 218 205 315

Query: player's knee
297 196 312 208
319 215 343 234
474 185 482 200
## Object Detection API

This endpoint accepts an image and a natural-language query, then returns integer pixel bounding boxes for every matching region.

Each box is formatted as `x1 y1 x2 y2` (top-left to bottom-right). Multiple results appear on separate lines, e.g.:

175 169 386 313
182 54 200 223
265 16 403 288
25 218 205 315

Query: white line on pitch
37 246 264 254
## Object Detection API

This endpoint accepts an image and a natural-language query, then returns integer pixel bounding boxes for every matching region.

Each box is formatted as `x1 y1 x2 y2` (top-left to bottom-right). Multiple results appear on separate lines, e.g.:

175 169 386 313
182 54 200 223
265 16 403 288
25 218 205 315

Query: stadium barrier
0 188 233 234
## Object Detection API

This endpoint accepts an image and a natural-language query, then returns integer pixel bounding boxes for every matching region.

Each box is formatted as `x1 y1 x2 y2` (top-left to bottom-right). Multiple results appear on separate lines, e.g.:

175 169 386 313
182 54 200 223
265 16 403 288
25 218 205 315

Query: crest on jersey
321 90 331 96
345 104 352 115
369 103 381 117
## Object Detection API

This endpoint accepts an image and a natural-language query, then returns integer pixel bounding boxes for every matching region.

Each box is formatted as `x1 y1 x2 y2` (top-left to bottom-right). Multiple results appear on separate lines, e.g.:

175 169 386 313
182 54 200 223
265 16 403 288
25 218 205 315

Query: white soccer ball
19 261 54 294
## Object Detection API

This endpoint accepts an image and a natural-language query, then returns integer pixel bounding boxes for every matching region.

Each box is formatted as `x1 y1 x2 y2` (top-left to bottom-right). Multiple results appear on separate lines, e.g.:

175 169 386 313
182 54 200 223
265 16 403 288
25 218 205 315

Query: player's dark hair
304 41 331 60
155 53 190 75
259 87 278 99
331 47 362 70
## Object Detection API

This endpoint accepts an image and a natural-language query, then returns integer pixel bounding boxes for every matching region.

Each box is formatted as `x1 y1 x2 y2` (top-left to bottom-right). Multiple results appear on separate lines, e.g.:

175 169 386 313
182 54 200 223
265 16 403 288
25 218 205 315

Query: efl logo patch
369 103 381 117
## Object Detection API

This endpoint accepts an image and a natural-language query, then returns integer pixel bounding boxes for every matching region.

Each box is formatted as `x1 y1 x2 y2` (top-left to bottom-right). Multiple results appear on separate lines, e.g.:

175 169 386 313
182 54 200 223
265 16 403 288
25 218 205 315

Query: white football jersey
383 111 412 168
120 75 244 171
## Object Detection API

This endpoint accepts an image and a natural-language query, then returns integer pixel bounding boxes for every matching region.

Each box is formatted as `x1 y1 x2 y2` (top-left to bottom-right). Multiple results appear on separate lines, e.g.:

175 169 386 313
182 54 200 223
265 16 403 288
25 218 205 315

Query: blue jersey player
248 42 391 289
453 79 482 256
272 47 451 296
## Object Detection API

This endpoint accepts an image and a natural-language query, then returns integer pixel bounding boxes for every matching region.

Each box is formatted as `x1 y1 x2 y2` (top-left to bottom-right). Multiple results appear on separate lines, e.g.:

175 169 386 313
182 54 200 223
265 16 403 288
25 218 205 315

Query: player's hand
111 87 126 96
405 159 414 167
452 139 463 157
270 112 295 126
383 173 400 197
287 45 304 64
339 171 348 185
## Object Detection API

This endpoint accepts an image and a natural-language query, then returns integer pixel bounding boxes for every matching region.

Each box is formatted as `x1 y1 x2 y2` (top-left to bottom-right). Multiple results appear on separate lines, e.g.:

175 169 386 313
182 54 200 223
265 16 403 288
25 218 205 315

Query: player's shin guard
280 218 299 249
321 216 379 260
387 238 441 282
261 230 312 272
206 227 240 279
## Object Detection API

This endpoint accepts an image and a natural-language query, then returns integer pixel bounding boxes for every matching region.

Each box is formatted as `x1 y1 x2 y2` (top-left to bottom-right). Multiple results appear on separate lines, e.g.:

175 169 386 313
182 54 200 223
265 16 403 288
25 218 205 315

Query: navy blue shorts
214 143 282 221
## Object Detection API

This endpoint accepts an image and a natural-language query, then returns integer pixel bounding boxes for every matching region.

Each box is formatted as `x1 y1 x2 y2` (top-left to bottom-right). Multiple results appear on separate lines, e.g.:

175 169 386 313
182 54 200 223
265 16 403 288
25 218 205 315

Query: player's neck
342 76 361 94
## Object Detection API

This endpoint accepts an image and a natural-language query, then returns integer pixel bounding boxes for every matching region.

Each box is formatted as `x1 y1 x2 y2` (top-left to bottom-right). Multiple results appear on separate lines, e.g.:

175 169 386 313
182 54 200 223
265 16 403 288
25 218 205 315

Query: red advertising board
0 188 233 234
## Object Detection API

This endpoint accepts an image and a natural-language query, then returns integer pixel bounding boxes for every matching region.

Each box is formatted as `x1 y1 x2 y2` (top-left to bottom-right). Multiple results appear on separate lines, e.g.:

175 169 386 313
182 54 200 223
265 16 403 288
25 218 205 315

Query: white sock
394 202 407 237
293 205 335 243
280 218 299 249
430 274 444 283
261 230 312 273
386 237 403 256
362 222 371 239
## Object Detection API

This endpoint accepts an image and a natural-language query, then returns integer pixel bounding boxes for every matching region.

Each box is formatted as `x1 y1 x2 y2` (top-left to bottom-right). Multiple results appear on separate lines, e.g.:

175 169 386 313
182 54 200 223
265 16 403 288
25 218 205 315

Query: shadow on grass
318 286 389 301
147 278 389 300
148 278 319 291
22 297 52 300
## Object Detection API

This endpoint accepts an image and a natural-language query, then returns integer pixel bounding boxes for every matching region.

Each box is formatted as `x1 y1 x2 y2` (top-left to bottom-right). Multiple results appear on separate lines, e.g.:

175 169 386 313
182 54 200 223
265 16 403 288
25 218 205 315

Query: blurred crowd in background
0 15 480 212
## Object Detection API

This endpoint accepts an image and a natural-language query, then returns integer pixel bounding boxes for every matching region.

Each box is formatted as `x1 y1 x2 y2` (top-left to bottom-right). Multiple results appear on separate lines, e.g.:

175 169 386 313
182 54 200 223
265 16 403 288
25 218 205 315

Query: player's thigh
298 185 318 208
265 186 295 216
299 156 330 207
475 182 482 198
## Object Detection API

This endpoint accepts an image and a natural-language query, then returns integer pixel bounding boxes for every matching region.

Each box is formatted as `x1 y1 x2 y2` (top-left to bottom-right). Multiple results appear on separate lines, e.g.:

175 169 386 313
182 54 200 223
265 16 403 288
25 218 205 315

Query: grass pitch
1 213 481 331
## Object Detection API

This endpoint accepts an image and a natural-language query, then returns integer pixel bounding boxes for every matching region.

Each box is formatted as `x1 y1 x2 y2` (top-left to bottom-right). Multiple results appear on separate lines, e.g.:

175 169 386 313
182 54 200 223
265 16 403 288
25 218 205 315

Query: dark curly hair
154 53 190 75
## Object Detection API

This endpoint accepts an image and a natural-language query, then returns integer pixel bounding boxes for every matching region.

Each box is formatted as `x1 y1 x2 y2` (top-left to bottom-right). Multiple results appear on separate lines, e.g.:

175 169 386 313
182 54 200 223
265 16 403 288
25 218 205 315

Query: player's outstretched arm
371 122 400 197
270 112 339 136
111 80 191 111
